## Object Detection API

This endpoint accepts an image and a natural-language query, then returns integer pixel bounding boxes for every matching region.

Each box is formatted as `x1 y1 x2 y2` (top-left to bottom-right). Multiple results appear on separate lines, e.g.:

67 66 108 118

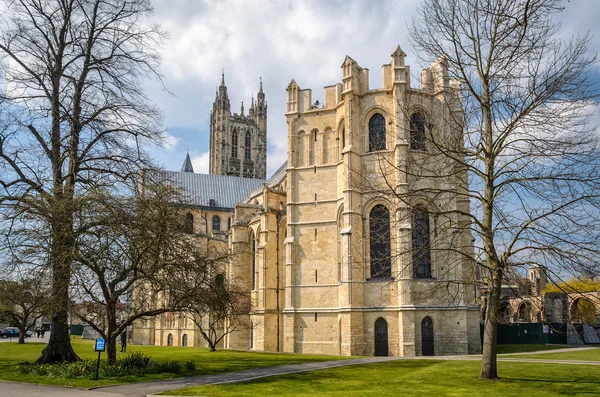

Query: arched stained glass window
167 333 173 346
410 113 427 151
369 204 391 278
412 207 431 278
182 334 188 347
232 129 238 158
368 114 386 152
212 215 221 231
245 131 252 159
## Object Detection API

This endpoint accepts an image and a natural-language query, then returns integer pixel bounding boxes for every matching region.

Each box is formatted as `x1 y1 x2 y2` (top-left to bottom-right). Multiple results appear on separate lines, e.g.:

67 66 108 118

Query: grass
510 347 600 361
496 344 569 354
0 337 345 388
163 359 600 396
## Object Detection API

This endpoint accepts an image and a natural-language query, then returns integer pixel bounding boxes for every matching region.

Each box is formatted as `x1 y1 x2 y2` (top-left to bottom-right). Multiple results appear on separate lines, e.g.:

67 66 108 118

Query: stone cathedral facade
134 46 481 357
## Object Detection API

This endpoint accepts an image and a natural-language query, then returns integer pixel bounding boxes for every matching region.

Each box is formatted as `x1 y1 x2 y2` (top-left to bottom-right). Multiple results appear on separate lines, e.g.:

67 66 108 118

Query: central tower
209 73 267 179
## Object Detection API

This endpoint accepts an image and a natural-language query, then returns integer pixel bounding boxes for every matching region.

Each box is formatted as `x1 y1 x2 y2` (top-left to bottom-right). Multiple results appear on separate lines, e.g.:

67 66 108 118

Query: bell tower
209 73 267 179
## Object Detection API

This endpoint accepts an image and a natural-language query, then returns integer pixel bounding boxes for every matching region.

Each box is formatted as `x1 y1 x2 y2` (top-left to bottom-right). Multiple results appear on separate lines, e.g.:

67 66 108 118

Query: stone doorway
421 317 434 356
374 318 388 356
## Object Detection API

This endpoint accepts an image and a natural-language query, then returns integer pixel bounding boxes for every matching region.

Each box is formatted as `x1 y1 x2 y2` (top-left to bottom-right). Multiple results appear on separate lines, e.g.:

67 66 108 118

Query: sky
146 0 600 178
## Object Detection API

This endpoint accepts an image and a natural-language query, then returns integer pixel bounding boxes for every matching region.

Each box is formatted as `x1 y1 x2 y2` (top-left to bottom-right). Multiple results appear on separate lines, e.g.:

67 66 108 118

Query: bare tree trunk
106 308 118 363
106 337 118 363
18 324 26 344
38 207 79 364
480 268 502 379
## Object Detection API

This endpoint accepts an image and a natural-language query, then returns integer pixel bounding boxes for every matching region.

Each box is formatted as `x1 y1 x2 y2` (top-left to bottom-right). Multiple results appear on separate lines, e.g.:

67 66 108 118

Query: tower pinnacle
181 151 194 173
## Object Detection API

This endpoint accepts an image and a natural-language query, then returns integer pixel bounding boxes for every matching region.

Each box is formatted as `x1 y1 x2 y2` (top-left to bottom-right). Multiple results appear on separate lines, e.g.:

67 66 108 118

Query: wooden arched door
374 318 388 356
421 317 434 356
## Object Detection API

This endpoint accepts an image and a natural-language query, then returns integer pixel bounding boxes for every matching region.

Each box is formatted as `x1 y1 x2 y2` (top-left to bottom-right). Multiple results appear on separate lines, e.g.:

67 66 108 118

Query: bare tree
403 0 600 380
0 276 50 344
71 182 220 362
0 0 166 363
182 272 250 352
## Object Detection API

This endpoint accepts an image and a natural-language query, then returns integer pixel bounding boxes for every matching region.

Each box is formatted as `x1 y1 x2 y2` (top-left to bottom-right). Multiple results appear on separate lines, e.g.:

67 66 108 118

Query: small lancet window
184 213 194 234
212 215 221 231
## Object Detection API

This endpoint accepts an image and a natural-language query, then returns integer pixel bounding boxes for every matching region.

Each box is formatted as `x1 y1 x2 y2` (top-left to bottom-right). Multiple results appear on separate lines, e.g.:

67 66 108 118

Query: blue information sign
95 338 105 352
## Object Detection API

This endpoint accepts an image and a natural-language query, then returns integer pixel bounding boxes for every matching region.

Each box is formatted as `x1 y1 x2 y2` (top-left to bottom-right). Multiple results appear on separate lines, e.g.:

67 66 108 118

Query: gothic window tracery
410 113 427 151
245 131 252 159
412 207 431 278
232 129 238 158
368 113 386 152
369 204 391 278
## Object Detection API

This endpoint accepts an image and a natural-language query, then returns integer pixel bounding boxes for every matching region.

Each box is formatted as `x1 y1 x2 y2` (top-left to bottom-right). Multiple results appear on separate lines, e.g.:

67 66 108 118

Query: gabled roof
150 170 266 209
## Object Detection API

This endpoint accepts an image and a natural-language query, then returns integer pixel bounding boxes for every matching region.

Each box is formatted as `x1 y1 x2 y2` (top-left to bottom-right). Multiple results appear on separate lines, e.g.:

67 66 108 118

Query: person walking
41 328 45 339
120 330 127 353
36 328 40 339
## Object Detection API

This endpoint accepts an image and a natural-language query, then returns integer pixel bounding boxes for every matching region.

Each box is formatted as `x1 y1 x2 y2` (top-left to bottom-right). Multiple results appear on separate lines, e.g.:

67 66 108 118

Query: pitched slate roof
267 161 287 187
152 170 266 209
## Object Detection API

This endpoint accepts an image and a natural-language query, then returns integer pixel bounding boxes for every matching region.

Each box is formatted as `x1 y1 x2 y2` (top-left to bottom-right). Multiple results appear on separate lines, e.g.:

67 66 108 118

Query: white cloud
191 152 210 174
162 132 179 151
145 0 600 175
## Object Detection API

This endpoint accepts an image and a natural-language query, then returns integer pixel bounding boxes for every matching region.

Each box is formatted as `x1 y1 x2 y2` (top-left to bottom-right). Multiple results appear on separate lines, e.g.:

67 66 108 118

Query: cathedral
132 46 482 357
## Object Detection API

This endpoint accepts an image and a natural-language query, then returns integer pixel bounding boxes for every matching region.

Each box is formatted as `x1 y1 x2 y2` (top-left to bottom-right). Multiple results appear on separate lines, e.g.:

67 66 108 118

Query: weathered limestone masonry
227 46 482 357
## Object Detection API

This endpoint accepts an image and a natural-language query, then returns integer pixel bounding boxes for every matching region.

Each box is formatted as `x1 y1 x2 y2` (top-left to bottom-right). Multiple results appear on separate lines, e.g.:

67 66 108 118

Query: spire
221 69 225 87
241 101 244 115
259 77 263 94
181 151 194 173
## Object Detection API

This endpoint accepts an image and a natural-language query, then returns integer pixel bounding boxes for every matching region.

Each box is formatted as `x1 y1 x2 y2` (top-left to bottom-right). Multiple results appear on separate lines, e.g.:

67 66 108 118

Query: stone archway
518 301 532 322
570 298 596 324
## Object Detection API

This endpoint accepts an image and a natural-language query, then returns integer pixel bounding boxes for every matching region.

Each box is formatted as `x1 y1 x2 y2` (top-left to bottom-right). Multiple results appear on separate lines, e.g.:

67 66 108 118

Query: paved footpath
1 347 598 397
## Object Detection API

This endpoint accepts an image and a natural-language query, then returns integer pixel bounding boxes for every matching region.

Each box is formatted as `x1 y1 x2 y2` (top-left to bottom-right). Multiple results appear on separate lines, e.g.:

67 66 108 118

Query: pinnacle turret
181 151 194 173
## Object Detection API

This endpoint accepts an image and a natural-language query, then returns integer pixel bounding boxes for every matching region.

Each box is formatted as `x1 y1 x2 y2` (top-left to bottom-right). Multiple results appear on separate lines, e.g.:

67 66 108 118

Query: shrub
14 353 194 379
120 351 151 370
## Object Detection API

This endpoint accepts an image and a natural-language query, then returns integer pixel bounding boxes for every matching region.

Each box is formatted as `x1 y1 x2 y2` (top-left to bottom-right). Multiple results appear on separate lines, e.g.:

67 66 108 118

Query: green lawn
510 347 600 361
0 337 345 388
496 344 569 354
164 360 600 396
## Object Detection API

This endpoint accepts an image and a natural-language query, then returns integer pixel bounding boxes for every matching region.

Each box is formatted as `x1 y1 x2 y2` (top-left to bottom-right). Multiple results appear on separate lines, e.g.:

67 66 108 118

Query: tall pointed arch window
412 207 431 278
245 131 252 159
369 204 391 278
250 230 256 290
231 129 238 158
410 113 427 151
368 113 386 152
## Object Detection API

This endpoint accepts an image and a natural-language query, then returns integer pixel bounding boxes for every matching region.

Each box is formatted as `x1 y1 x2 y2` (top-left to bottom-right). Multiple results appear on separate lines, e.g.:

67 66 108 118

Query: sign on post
95 338 105 352
94 338 105 380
